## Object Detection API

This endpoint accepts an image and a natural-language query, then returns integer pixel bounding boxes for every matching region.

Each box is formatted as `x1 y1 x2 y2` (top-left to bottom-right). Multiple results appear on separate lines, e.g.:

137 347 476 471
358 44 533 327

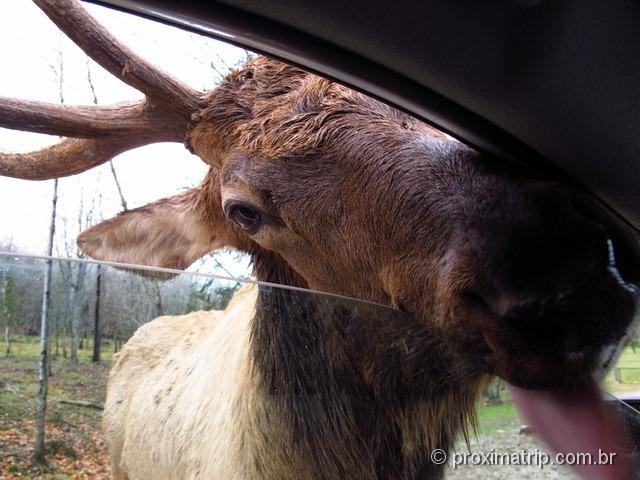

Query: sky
0 0 252 277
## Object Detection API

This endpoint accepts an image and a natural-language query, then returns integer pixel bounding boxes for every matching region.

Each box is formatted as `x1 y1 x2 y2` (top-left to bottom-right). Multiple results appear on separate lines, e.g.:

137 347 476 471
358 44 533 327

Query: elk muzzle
446 189 640 389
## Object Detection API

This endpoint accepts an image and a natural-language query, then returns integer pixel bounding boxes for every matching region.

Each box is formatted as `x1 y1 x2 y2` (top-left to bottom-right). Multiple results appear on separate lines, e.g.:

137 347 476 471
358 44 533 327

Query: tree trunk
485 379 504 406
33 178 58 465
4 325 10 356
69 264 87 367
1 270 9 356
61 311 68 359
91 265 102 363
46 315 53 377
70 300 80 365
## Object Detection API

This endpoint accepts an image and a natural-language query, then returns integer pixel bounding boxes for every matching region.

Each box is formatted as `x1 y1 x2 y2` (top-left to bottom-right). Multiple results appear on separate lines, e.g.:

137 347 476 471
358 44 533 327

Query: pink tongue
509 380 633 479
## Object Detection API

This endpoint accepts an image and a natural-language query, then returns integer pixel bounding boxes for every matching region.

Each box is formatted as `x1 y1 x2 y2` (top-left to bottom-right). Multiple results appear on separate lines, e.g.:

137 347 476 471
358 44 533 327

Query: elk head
2 0 640 413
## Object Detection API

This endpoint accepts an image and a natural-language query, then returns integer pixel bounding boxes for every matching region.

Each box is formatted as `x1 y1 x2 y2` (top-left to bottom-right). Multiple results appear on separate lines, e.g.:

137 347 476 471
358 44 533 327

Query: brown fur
76 57 640 479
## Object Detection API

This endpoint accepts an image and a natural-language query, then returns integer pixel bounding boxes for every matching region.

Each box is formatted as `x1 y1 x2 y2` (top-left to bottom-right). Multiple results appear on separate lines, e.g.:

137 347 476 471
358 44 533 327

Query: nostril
463 289 543 321
465 287 576 330
464 291 552 324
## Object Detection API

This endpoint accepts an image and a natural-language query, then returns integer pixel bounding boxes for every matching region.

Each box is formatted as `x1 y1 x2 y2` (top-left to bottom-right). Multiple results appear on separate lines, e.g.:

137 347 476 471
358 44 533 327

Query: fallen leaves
0 421 111 479
0 356 112 479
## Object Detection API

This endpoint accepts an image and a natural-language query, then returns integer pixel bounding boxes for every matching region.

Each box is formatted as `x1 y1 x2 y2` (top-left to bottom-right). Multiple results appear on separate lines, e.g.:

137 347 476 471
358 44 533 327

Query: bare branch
214 53 232 73
85 60 128 210
0 135 167 180
208 62 227 82
46 39 65 101
56 48 65 104
86 59 98 105
0 0 204 181
52 397 103 410
109 162 128 210
0 97 188 139
33 0 201 117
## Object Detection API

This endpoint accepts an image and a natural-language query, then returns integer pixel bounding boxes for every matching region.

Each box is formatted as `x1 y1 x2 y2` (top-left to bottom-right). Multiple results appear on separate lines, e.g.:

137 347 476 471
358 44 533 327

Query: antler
0 0 202 181
32 0 200 116
0 97 186 139
1 136 155 180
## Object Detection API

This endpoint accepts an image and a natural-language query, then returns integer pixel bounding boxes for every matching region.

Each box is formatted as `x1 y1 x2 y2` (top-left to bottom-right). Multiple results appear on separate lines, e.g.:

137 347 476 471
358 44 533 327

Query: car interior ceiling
93 0 640 235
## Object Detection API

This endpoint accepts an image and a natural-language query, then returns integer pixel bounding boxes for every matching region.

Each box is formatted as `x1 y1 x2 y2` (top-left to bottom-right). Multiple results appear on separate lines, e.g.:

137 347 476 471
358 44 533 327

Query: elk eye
228 203 262 232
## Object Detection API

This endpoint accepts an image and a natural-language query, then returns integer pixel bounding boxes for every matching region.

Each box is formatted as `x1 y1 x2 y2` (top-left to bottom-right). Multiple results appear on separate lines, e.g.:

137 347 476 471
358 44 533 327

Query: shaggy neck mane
244 251 484 479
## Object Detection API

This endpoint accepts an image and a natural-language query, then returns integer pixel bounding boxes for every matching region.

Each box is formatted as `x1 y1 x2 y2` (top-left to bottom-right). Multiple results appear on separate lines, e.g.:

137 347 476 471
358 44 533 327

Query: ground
447 429 580 479
1 335 639 478
0 336 112 479
445 351 640 479
447 402 579 479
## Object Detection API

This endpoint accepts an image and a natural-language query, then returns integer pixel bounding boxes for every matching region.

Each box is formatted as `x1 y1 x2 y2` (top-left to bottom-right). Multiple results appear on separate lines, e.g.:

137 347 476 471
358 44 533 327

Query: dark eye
228 204 262 232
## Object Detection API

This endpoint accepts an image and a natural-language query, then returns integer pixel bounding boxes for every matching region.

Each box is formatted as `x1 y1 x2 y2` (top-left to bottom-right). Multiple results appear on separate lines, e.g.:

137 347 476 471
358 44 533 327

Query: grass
603 345 640 394
475 402 520 436
469 345 640 437
5 334 114 363
2 336 639 475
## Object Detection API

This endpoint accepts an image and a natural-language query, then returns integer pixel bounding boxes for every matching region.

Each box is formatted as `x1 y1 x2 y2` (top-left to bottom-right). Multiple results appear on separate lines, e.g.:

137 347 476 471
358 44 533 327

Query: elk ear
77 189 225 270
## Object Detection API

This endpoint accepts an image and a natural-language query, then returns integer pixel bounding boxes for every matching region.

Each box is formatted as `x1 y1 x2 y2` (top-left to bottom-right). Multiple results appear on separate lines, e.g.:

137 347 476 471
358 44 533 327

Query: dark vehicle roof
96 0 640 232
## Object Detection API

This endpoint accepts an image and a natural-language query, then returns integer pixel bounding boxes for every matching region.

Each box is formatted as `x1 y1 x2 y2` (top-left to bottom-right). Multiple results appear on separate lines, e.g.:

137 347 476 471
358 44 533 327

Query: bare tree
87 61 129 363
55 192 90 365
91 263 102 363
0 270 6 354
34 36 66 465
69 271 87 364
33 178 58 465
0 269 18 355
144 279 164 319
87 59 128 211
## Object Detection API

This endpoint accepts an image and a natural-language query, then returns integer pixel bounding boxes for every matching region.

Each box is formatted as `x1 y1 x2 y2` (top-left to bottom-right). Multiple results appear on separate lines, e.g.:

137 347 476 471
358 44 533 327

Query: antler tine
0 1 198 180
0 134 169 180
0 97 187 139
0 95 189 179
33 0 201 118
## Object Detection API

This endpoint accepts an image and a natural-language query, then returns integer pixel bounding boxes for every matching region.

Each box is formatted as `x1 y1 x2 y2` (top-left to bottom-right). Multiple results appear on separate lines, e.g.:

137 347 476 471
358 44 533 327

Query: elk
1 0 640 478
